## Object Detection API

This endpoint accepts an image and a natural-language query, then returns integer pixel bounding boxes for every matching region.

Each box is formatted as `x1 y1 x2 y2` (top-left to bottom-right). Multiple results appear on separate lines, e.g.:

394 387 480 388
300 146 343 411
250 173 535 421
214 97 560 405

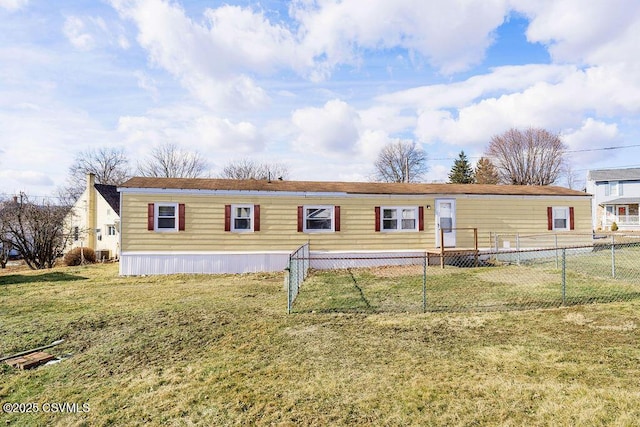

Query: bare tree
562 162 584 190
486 128 566 185
374 140 428 183
137 142 209 178
0 193 72 269
0 198 11 268
474 157 500 184
219 159 290 180
61 147 131 201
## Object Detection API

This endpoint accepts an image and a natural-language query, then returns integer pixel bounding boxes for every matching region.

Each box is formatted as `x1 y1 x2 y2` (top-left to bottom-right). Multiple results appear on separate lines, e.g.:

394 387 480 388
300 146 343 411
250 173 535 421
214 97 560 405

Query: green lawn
2 263 640 426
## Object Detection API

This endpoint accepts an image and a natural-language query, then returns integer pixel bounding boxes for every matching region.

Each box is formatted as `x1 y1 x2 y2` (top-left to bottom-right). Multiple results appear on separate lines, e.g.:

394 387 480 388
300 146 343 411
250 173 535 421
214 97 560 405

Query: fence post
286 258 292 314
555 234 559 270
561 248 566 305
611 234 616 278
516 233 521 266
423 252 427 313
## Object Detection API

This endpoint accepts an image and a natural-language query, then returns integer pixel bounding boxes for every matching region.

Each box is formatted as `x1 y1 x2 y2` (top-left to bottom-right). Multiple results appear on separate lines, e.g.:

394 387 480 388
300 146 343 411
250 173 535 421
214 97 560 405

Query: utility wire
428 143 640 161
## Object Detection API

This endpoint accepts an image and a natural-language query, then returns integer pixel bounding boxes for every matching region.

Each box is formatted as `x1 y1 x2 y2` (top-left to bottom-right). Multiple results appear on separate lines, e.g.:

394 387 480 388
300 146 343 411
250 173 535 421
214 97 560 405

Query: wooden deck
426 248 481 268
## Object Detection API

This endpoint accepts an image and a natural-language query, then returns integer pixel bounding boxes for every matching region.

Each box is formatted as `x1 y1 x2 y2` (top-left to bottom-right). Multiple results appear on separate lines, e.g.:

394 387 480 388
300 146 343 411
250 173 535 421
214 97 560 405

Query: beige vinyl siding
455 196 592 248
121 193 592 252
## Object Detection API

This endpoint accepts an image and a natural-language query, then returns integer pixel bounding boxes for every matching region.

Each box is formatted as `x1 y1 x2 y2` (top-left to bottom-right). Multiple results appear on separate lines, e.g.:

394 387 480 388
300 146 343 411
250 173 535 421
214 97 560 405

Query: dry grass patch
1 264 640 425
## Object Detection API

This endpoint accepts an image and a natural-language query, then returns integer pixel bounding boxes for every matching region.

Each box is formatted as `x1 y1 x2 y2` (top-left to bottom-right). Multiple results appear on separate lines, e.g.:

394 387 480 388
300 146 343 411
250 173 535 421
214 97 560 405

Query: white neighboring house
586 167 640 231
65 173 120 259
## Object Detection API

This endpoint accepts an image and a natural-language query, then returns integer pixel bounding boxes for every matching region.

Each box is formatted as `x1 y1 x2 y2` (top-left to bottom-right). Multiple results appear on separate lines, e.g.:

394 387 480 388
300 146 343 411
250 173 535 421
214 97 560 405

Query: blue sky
2 0 640 199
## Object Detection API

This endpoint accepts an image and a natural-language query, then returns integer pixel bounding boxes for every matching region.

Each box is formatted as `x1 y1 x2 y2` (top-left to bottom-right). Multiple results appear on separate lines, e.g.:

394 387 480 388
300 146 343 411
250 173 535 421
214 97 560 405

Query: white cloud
0 102 114 193
291 99 360 154
111 0 303 110
64 16 96 50
378 64 574 109
400 59 640 153
0 0 28 11
63 15 130 51
515 0 640 66
0 170 53 186
117 108 264 157
292 0 509 75
562 118 620 163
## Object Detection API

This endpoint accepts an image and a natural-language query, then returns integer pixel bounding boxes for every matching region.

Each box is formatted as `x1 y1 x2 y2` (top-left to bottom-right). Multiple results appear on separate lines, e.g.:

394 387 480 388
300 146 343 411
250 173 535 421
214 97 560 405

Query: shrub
64 247 96 266
611 222 619 231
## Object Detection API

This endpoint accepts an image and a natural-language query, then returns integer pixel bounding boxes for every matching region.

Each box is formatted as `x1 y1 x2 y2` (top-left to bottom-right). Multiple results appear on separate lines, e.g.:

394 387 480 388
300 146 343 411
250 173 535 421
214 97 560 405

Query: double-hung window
305 206 333 231
224 204 260 232
298 206 339 232
147 203 185 232
155 203 178 232
547 206 574 231
232 205 253 232
381 207 418 231
107 225 117 236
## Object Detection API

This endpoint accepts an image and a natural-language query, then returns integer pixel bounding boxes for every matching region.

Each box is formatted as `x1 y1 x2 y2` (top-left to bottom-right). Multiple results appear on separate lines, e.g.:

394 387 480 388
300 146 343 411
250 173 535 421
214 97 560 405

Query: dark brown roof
95 184 120 215
120 177 589 197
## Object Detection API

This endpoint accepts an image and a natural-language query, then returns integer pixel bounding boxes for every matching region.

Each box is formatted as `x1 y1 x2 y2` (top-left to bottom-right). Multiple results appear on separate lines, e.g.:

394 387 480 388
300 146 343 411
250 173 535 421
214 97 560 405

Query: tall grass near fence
291 242 640 313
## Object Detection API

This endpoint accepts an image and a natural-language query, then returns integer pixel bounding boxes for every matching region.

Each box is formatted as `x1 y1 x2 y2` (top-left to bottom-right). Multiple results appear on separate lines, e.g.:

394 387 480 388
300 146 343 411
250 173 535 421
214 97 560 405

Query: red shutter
334 206 341 231
254 205 260 232
547 207 553 230
569 207 575 230
297 206 303 232
224 205 231 232
418 206 424 231
375 206 381 232
147 203 154 231
178 203 185 231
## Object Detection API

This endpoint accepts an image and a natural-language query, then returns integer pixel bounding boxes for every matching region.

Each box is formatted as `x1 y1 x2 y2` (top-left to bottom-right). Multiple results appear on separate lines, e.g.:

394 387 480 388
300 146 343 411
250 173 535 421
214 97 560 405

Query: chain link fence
288 236 640 313
286 242 310 313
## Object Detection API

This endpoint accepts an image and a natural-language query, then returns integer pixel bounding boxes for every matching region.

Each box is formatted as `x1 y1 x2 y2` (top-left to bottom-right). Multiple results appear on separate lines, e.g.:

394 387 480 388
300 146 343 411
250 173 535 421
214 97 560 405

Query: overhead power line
428 143 640 161
566 143 640 153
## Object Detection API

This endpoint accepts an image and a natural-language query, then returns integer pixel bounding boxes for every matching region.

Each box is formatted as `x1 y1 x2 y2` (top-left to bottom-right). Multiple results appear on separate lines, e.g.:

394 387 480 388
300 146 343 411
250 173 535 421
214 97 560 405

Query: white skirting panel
120 252 291 275
120 250 428 276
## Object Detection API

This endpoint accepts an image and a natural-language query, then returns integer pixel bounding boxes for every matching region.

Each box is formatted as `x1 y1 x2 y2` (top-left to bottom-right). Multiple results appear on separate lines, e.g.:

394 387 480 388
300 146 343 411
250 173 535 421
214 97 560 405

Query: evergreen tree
474 156 500 184
448 151 474 184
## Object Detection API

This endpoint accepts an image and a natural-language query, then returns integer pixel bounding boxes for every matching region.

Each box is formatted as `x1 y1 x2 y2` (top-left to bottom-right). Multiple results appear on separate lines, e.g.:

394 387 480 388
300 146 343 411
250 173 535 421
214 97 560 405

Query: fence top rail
289 242 639 262
289 242 310 259
492 232 594 238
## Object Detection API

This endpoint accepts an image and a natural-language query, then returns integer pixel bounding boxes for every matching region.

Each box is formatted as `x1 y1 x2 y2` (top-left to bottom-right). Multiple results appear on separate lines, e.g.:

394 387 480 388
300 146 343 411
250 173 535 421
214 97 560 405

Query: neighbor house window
547 206 574 231
107 225 117 236
298 206 340 232
381 207 418 231
147 203 185 232
605 181 623 197
73 226 79 241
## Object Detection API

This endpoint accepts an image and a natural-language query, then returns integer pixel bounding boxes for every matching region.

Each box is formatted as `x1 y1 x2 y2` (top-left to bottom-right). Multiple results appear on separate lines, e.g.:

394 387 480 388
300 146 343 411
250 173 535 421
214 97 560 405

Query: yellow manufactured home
118 177 592 275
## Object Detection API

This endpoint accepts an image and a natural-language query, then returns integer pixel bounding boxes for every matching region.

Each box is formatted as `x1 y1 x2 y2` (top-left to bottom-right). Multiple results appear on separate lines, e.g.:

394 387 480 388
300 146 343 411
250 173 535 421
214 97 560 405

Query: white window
304 206 334 232
231 205 253 232
552 207 570 231
381 207 418 231
155 203 178 231
107 225 117 236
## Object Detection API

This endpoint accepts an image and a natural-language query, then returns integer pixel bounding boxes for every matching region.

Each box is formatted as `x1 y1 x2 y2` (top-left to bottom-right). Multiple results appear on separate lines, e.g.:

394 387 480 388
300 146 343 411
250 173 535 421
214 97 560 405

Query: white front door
435 199 456 248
